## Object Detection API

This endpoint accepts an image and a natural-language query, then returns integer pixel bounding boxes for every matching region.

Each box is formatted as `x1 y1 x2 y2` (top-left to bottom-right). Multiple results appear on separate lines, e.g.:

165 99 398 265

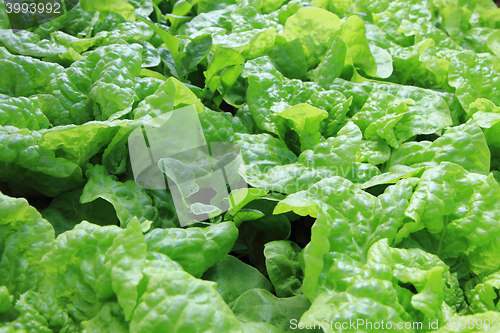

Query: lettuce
2 0 500 332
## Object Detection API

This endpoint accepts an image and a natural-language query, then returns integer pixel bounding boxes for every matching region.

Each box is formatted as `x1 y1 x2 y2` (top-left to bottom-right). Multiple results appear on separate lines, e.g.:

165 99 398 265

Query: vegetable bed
2 0 500 332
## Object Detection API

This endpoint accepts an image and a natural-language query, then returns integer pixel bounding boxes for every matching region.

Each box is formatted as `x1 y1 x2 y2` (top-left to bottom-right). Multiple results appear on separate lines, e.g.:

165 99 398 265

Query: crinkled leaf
80 164 158 227
145 221 239 278
264 240 303 297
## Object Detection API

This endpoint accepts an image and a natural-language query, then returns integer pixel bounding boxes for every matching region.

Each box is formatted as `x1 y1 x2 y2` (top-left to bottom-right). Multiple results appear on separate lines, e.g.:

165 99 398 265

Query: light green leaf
0 192 54 302
448 51 500 114
80 0 136 21
134 77 205 118
388 120 490 175
204 46 245 88
130 269 243 333
226 188 269 218
39 121 120 166
281 7 342 69
339 15 378 77
397 162 500 275
0 286 11 314
244 122 362 194
278 103 329 151
352 88 453 148
145 221 239 278
466 271 500 313
356 140 391 165
0 126 85 197
264 240 303 297
0 96 51 130
105 219 147 320
80 164 158 227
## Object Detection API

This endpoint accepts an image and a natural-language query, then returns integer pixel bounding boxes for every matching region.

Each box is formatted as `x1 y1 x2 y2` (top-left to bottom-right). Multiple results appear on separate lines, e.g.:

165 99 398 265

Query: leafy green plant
2 0 500 332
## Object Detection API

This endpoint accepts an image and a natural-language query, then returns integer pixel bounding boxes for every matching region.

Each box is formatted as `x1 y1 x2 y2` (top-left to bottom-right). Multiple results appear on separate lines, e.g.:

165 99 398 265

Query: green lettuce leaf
231 289 311 332
356 140 391 165
300 239 463 331
0 30 68 57
49 43 143 123
275 176 417 298
42 188 120 236
307 35 348 88
0 192 54 303
387 120 490 175
267 36 307 80
130 268 243 333
0 47 64 98
102 220 147 320
133 77 205 119
39 120 121 166
338 15 379 78
465 271 500 313
81 303 128 333
80 0 136 21
40 221 122 321
0 290 76 333
281 7 341 69
240 122 362 194
277 103 328 152
145 221 239 278
80 164 159 227
396 162 500 275
0 96 52 130
202 255 273 304
264 240 303 297
448 51 500 114
0 126 85 197
352 88 453 148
